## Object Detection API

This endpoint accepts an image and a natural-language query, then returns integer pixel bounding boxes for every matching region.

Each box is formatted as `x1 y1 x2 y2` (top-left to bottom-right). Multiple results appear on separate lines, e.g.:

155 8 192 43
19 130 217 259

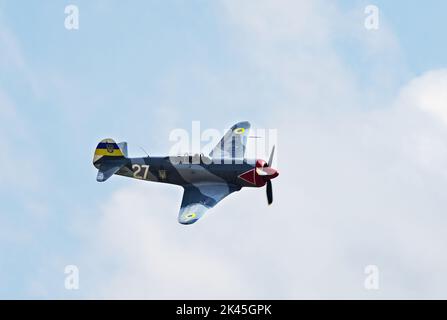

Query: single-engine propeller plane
92 121 279 225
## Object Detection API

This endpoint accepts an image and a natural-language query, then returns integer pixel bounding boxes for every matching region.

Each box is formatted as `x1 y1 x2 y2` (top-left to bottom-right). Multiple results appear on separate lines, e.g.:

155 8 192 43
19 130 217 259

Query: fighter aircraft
92 121 279 225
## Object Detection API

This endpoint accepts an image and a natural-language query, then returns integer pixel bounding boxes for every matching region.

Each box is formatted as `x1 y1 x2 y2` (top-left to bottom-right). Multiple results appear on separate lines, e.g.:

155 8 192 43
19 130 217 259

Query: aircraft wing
209 121 250 160
178 183 240 224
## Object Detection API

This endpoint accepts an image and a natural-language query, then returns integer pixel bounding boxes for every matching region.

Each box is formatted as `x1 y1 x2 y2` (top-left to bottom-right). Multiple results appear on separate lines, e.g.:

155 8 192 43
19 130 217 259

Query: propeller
268 145 275 167
266 180 273 205
264 146 276 205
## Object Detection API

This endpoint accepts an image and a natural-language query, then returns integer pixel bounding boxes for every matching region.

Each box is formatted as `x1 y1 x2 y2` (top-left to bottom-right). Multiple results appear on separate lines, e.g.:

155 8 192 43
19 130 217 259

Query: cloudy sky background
1 0 447 299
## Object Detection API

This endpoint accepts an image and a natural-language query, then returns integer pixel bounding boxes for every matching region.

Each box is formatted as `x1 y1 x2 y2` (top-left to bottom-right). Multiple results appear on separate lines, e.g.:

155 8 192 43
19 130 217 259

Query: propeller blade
266 180 273 205
268 145 275 167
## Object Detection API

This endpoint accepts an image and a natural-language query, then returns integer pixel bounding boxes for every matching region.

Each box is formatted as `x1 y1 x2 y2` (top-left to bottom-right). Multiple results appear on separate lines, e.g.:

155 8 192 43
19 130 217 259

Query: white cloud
221 0 358 110
78 184 252 299
222 0 334 45
397 69 447 125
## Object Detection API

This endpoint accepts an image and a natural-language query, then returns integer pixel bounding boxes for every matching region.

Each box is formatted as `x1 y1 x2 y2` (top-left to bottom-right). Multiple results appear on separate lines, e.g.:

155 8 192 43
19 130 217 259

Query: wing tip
232 121 250 129
178 219 199 225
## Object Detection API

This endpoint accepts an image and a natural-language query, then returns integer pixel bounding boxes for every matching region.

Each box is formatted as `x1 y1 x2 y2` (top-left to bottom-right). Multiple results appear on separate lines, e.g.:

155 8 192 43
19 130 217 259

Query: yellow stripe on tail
93 138 125 164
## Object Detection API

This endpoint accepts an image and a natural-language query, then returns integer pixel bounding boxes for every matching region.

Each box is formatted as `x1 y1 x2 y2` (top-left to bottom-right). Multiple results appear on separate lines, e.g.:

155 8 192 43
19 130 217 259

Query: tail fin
93 138 127 182
93 139 125 164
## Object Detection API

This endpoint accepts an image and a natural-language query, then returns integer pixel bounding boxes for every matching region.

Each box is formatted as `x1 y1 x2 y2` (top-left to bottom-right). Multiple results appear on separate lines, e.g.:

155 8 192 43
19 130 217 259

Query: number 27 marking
132 164 149 180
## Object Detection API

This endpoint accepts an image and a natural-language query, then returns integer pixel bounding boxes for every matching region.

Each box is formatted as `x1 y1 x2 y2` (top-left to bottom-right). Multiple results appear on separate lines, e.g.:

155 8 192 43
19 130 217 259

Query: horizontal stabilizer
96 162 124 182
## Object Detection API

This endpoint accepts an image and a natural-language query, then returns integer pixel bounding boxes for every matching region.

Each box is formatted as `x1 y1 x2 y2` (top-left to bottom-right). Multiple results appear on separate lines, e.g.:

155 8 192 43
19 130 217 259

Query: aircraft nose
270 168 279 179
262 167 279 179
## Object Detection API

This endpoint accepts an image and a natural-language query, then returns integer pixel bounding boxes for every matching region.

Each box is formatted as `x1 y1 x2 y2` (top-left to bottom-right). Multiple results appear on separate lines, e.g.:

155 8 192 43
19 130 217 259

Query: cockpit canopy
168 153 212 165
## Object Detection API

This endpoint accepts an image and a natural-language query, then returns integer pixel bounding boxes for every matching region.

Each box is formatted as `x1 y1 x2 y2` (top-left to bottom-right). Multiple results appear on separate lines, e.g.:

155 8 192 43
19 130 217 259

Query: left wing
209 121 250 160
178 183 240 225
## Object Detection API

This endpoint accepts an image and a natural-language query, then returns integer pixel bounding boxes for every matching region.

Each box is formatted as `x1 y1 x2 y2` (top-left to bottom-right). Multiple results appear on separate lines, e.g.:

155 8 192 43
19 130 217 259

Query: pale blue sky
1 1 447 299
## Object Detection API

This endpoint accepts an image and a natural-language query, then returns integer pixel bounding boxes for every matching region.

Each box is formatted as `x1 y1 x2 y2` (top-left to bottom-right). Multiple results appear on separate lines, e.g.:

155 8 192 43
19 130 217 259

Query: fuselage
107 155 274 188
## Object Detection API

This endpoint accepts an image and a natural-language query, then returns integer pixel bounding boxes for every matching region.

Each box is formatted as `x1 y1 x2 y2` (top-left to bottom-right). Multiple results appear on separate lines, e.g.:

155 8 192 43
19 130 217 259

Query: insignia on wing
233 127 245 134
185 213 196 219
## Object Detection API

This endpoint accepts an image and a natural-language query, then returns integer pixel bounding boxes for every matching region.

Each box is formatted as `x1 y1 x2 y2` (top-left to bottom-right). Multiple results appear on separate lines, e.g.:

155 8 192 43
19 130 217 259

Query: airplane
92 121 279 225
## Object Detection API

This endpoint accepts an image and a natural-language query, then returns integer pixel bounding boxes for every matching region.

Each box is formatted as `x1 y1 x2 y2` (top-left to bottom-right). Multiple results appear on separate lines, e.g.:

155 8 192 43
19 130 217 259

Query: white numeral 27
132 164 149 180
